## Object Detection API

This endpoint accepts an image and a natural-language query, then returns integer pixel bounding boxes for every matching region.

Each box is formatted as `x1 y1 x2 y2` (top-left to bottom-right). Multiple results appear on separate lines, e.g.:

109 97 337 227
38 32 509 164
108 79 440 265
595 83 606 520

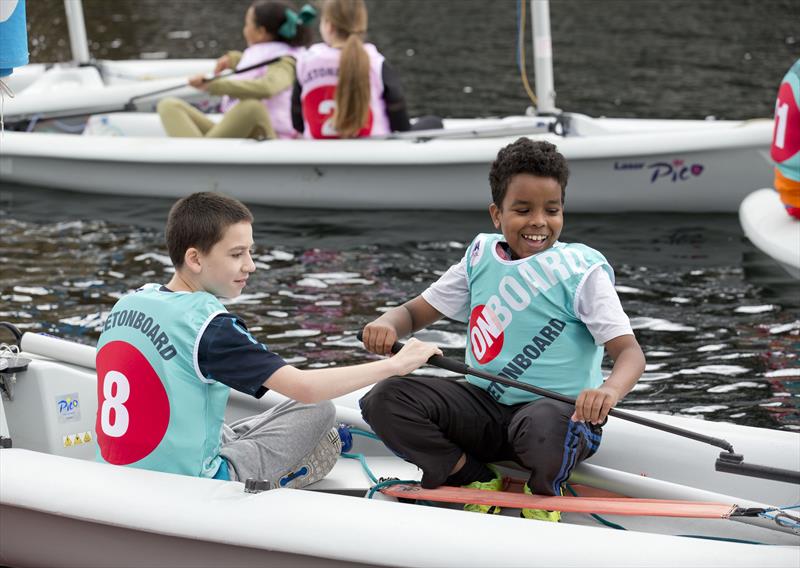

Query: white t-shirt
421 256 633 346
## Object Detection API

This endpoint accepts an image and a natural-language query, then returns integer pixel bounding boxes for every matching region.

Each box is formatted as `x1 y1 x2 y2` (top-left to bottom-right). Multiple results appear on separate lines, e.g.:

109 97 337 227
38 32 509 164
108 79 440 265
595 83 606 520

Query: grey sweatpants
219 399 336 486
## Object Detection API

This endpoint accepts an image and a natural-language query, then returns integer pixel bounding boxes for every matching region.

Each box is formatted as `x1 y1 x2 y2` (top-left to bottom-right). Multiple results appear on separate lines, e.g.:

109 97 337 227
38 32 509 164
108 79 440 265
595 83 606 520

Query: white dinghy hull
3 448 798 568
739 188 800 279
0 333 798 567
0 115 772 212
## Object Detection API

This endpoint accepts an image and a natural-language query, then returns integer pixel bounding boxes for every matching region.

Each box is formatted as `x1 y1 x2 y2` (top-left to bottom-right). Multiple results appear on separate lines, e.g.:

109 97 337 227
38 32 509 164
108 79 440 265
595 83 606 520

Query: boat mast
63 0 90 64
531 0 557 114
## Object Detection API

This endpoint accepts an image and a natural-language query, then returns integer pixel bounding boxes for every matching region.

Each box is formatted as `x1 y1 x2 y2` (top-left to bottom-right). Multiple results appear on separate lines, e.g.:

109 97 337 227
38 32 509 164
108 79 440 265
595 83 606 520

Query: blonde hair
323 0 370 138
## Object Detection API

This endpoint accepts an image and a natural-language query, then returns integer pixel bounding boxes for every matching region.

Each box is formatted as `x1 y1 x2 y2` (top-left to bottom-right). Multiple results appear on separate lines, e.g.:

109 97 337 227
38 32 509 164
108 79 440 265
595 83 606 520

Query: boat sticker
55 392 81 423
613 159 704 183
62 432 94 448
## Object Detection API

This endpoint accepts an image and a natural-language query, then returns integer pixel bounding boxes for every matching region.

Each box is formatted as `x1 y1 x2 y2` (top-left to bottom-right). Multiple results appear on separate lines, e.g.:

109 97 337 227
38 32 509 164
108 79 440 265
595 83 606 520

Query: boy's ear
489 203 502 229
183 247 202 273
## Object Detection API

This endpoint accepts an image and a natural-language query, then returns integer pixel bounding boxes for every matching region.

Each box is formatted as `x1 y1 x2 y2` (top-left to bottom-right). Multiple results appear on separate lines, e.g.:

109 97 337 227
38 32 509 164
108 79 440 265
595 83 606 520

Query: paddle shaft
374 336 800 483
364 334 736 453
127 55 286 106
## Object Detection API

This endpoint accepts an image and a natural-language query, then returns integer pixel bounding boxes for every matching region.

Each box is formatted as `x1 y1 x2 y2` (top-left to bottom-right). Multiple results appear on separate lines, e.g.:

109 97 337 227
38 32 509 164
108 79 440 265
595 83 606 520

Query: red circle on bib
469 304 504 364
772 82 800 164
302 85 374 139
95 340 170 465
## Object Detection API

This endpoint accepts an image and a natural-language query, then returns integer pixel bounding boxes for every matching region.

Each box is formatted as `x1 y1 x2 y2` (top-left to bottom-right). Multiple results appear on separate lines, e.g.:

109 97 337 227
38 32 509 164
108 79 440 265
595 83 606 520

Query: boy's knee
509 398 573 443
523 398 572 422
292 400 336 431
359 377 405 418
312 399 336 428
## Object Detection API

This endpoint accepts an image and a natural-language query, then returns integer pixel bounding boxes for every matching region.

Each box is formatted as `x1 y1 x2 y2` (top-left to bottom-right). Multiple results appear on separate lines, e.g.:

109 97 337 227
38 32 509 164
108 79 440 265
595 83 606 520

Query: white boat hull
739 188 800 279
0 333 798 567
0 115 773 212
3 59 218 117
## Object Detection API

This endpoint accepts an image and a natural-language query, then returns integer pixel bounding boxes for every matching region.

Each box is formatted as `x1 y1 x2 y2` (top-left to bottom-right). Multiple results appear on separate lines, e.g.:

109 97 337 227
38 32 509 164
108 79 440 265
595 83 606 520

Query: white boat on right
739 188 800 279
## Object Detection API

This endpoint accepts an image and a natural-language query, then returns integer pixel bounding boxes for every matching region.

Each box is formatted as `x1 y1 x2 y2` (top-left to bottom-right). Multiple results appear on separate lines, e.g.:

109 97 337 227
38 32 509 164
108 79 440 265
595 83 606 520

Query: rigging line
518 0 538 107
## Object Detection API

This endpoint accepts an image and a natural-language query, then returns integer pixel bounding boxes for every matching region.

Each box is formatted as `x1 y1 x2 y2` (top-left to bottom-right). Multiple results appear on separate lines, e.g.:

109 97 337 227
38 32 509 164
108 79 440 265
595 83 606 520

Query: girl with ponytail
158 1 315 140
293 0 411 139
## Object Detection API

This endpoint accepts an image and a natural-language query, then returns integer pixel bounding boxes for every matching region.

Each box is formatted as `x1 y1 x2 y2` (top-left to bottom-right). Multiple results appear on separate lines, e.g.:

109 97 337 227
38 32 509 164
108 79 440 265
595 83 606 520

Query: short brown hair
165 192 254 268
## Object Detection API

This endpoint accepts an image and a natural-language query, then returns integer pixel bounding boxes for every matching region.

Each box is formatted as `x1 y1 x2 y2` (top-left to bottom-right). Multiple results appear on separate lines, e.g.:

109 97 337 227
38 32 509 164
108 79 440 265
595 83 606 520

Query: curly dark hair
488 138 569 207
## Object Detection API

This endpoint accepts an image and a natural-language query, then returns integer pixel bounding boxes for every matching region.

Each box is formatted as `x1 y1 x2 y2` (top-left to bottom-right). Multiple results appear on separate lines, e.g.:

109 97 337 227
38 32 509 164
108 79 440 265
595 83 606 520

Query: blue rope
758 505 800 530
366 478 421 500
349 427 381 441
339 427 421 500
341 452 378 484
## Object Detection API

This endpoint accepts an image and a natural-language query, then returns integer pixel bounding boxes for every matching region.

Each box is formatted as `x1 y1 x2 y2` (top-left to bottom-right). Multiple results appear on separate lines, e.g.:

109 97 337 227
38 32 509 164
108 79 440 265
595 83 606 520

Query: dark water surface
1 187 798 431
25 0 800 119
2 1 798 430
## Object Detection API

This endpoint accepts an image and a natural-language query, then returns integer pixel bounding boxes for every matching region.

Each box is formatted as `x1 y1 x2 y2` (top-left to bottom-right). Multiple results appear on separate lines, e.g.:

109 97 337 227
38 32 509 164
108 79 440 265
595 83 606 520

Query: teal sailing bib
464 234 612 405
95 284 230 478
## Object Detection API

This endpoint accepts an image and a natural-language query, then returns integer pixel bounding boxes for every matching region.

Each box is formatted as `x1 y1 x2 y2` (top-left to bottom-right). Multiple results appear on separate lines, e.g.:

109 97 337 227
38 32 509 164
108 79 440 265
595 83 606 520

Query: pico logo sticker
469 304 504 364
613 159 704 183
95 340 170 465
55 392 81 423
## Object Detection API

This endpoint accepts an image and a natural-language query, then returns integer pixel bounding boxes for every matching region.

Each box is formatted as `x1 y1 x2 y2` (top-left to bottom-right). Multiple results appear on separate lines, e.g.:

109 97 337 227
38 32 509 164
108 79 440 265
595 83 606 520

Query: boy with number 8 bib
96 192 440 487
360 139 645 521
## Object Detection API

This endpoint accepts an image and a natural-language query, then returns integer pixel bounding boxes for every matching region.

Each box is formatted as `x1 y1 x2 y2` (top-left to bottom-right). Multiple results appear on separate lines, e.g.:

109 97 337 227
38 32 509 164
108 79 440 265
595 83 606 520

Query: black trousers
360 376 601 494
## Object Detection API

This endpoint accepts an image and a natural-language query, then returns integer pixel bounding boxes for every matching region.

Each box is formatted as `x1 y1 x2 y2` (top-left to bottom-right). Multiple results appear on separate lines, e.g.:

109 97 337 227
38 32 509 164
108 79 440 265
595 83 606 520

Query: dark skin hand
363 297 645 425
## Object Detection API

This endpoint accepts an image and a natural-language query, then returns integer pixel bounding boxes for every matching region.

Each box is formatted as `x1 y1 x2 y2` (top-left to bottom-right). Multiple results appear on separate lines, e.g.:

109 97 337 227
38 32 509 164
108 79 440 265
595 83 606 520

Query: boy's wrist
599 382 624 401
382 355 401 379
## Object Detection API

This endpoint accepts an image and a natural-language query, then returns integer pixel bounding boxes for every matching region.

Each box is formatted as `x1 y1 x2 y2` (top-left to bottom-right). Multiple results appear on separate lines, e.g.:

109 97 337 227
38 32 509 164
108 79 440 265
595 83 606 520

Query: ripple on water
630 317 696 332
1 208 798 431
734 305 778 314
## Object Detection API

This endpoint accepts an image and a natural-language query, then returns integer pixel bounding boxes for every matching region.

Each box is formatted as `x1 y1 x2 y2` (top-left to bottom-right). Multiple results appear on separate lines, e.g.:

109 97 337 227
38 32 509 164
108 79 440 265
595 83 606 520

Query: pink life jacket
219 41 301 139
295 42 390 139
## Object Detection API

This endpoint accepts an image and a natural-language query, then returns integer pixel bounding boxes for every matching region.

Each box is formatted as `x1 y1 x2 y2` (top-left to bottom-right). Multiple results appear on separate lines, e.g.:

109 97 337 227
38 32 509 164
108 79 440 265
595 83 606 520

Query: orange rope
381 483 738 519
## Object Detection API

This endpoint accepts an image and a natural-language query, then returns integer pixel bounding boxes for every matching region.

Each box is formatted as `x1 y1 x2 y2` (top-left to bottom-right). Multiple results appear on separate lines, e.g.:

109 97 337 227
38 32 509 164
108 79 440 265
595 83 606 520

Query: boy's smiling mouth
522 234 548 242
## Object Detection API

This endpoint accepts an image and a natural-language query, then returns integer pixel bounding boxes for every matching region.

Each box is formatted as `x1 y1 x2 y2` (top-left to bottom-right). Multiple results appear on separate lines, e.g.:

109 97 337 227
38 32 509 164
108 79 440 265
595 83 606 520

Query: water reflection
1 186 797 431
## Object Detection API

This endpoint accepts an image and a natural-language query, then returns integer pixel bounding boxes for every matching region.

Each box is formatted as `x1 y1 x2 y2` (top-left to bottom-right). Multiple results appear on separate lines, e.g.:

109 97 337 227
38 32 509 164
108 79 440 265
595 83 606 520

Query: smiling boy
360 139 645 521
95 192 439 487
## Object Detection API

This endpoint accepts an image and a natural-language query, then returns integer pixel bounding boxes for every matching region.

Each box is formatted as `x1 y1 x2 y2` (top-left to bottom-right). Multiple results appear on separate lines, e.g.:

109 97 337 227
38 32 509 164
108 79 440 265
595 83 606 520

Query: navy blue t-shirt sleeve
197 314 286 398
